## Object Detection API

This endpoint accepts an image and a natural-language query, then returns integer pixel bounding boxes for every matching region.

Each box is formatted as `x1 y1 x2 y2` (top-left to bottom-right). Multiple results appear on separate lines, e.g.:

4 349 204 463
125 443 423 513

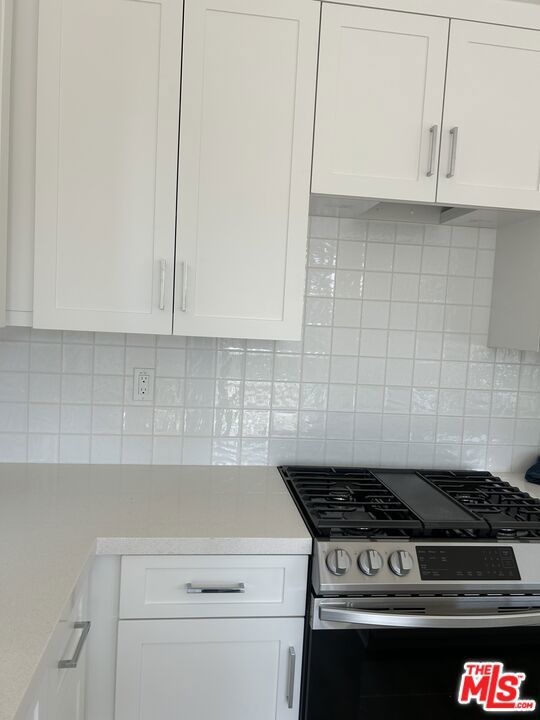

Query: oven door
303 596 540 719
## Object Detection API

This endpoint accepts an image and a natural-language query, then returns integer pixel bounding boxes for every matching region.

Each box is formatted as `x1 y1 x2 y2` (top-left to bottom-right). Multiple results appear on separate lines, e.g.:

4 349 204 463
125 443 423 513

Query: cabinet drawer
119 555 308 619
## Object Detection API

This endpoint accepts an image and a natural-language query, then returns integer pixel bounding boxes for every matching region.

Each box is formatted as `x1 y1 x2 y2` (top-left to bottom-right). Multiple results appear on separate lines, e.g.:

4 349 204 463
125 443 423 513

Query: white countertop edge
96 536 312 555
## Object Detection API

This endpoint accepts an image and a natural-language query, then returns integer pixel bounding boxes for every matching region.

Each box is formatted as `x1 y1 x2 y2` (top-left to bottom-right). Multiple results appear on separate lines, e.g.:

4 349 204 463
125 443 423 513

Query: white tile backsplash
1 218 539 471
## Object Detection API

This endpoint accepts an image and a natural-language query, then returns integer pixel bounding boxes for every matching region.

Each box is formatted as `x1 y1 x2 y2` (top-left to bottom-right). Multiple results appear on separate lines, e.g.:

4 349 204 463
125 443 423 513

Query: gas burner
280 466 540 541
497 528 518 539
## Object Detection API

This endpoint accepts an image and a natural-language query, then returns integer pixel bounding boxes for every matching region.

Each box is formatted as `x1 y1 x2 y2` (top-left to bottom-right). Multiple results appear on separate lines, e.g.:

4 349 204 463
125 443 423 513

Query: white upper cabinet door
33 0 182 334
174 0 319 341
312 5 449 203
438 21 540 211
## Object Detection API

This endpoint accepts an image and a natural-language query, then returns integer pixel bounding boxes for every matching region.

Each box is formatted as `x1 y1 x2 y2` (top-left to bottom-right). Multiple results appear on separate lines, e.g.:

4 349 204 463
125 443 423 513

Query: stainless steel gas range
280 466 540 720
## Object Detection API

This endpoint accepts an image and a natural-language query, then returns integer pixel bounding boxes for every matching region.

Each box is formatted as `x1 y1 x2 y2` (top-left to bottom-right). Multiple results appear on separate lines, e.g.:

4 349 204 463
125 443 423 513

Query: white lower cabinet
115 555 308 720
115 617 304 720
20 571 91 720
48 631 88 720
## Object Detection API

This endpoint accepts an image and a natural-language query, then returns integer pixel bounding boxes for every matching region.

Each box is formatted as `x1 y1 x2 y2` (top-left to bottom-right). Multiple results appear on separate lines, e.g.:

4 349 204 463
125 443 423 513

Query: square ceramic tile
449 247 476 277
362 301 390 329
274 354 302 381
419 275 447 303
307 269 335 297
391 274 419 302
385 359 413 387
421 246 449 275
389 303 417 331
365 243 394 271
309 216 339 239
94 346 125 375
303 326 332 355
335 270 363 299
359 329 388 357
333 299 362 328
300 383 328 411
363 272 392 301
304 298 334 326
338 219 368 241
337 241 365 270
357 357 386 385
29 374 61 403
90 436 122 463
394 245 422 273
424 225 451 246
332 328 360 356
330 356 358 384
395 224 424 246
62 345 93 374
245 353 274 381
308 238 338 267
213 408 241 437
0 342 29 372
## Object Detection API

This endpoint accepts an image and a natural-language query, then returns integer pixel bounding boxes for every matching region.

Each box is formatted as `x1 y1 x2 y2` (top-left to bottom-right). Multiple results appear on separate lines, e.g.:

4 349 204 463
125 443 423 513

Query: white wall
1 216 539 471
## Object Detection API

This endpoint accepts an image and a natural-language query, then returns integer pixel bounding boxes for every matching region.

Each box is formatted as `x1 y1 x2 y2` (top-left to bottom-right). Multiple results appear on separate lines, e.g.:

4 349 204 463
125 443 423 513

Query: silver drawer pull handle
446 126 459 178
180 261 188 312
286 646 296 709
426 124 438 177
159 259 167 310
186 582 246 594
58 621 91 669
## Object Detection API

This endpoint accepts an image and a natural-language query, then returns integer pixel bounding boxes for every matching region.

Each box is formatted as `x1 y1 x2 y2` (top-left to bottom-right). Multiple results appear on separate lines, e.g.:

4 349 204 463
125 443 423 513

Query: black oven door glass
304 626 540 719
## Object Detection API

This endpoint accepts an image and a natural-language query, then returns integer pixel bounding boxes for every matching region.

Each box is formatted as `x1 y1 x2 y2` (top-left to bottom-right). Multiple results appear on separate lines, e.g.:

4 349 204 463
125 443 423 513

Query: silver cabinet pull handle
159 259 167 310
446 126 459 178
427 124 438 177
58 621 91 669
286 646 296 709
186 582 245 594
180 261 188 312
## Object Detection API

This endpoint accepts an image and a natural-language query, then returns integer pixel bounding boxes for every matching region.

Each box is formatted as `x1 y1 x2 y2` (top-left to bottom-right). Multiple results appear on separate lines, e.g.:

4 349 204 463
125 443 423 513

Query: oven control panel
416 545 520 581
314 541 536 595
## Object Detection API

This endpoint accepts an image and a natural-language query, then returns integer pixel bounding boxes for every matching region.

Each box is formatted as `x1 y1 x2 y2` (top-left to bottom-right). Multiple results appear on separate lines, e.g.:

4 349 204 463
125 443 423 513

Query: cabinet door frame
312 4 449 203
33 0 182 334
173 0 319 341
115 616 305 720
0 0 12 328
437 19 540 211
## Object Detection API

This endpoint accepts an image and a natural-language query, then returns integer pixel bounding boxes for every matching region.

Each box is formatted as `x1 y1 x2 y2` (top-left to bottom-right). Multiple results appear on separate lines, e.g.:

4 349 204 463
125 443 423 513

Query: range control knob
326 549 352 576
358 549 383 576
389 550 413 577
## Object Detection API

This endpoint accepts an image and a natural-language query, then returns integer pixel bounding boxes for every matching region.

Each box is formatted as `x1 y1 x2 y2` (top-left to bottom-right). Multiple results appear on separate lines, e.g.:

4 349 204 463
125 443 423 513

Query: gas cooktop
279 466 540 541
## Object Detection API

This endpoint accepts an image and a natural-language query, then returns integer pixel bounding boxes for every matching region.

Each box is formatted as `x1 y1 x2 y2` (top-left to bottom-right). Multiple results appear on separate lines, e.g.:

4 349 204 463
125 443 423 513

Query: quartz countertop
0 464 311 720
2 467 540 720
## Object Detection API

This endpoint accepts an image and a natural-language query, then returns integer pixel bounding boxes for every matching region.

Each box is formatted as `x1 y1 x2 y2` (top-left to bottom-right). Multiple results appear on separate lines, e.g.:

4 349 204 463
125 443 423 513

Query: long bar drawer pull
186 582 246 594
446 126 459 178
180 261 188 312
426 124 438 177
58 621 91 669
286 647 296 709
159 259 167 310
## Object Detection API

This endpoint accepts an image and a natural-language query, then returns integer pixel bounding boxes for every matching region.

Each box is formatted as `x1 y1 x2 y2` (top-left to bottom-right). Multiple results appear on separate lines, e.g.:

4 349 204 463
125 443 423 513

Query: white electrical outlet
133 368 154 402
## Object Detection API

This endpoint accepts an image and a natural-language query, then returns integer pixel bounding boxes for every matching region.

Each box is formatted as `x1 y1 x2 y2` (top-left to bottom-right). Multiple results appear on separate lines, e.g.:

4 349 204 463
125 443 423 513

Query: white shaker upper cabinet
438 21 540 211
174 0 319 341
33 0 182 334
312 5 449 203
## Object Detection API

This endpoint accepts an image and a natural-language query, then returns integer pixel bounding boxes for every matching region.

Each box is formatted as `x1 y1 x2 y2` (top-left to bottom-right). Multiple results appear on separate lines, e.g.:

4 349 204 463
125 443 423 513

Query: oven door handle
319 605 540 629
